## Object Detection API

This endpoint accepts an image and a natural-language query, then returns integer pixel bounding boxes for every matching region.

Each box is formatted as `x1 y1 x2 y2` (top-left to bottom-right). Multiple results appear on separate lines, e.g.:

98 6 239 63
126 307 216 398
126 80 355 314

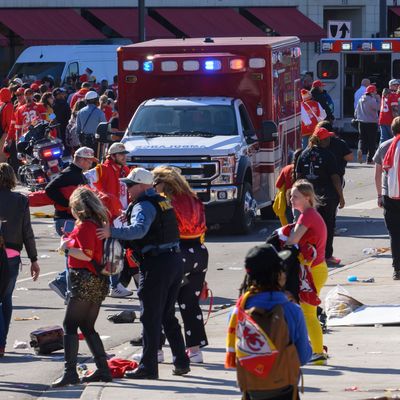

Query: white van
8 43 125 85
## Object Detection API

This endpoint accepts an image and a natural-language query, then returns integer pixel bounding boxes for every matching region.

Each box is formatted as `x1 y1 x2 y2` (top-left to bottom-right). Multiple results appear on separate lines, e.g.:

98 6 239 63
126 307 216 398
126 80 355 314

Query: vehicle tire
232 182 256 234
260 205 277 220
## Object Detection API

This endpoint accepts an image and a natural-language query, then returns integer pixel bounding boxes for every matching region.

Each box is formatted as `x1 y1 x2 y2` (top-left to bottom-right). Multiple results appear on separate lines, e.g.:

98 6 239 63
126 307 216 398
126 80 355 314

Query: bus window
317 60 338 79
393 60 400 79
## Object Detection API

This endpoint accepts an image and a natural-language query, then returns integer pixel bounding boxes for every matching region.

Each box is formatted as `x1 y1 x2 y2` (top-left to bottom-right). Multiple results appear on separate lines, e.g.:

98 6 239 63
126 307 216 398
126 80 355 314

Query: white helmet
85 91 99 101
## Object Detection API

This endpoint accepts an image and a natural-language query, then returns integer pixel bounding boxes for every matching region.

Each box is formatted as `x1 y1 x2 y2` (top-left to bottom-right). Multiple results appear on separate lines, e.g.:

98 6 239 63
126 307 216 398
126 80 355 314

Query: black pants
382 196 400 271
317 197 339 259
138 251 188 375
358 122 378 163
178 240 209 348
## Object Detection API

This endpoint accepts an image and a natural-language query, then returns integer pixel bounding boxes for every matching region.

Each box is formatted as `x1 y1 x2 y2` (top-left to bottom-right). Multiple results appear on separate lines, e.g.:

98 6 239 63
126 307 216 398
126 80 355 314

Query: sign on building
328 20 352 39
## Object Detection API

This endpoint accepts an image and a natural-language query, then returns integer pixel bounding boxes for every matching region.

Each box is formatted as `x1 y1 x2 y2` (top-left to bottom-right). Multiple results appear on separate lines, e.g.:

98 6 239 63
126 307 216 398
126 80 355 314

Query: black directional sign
328 20 351 39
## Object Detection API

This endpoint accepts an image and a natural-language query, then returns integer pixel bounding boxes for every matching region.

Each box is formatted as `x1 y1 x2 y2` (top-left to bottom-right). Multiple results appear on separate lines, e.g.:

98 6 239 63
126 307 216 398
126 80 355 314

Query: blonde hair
69 186 108 226
292 179 321 208
0 163 17 190
152 165 196 198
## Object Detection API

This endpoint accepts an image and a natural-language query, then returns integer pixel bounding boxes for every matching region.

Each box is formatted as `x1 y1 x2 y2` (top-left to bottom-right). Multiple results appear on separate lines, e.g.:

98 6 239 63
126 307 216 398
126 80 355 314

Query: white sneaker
109 283 133 298
187 350 203 363
132 350 164 363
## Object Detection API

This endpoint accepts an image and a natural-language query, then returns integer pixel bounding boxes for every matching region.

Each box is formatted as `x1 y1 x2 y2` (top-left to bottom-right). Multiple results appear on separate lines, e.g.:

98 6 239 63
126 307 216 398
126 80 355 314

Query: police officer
96 167 190 379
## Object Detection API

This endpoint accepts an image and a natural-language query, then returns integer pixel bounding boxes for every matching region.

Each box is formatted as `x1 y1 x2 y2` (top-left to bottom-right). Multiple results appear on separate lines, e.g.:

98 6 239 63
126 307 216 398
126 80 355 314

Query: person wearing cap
97 167 190 379
225 243 311 399
76 91 106 152
45 147 97 301
378 79 400 144
285 179 328 366
85 142 132 298
53 87 71 147
300 89 327 148
354 78 370 111
354 84 380 164
311 80 334 122
296 127 344 266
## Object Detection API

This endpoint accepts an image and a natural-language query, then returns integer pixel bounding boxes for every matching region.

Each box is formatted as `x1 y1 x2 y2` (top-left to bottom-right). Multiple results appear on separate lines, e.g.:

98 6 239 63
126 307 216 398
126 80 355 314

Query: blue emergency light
204 60 221 71
143 61 154 72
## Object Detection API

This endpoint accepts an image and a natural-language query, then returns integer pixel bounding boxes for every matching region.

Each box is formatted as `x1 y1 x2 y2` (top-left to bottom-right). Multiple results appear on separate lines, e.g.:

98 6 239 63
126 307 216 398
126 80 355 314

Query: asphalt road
0 155 390 400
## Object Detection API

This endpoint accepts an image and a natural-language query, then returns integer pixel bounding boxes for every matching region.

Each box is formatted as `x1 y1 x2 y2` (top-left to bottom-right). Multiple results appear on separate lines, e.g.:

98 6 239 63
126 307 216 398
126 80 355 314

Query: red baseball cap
30 83 40 91
312 80 325 88
366 84 377 94
15 87 25 96
313 127 334 140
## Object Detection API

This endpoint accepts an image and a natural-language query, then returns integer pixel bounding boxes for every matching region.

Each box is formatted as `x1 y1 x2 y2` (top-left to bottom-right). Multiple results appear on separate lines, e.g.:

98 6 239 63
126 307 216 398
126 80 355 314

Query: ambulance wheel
232 182 256 234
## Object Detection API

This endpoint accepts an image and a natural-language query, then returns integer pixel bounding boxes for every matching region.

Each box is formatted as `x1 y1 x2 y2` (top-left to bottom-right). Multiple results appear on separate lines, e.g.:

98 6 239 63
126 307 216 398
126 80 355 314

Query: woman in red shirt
52 187 112 387
153 166 208 364
286 179 328 366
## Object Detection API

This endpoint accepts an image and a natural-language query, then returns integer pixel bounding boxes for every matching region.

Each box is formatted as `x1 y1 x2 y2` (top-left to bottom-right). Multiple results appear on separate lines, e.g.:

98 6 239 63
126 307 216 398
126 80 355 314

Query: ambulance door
314 53 341 120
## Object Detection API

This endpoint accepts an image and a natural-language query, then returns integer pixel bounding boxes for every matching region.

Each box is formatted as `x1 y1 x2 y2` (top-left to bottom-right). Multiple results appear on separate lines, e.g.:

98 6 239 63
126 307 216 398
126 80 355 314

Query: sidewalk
47 253 400 400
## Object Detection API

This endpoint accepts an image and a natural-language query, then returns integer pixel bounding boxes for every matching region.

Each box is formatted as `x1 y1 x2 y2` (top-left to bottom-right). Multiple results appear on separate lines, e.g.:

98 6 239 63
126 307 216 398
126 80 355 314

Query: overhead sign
328 20 351 39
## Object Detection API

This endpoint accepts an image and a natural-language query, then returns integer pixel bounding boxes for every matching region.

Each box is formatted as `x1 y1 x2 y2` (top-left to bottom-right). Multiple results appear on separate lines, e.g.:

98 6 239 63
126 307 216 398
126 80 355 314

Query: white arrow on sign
328 20 351 39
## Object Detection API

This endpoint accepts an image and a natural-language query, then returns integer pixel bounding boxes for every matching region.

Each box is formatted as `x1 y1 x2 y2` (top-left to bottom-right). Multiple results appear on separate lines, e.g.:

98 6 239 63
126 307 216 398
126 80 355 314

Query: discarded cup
362 248 378 256
347 275 358 282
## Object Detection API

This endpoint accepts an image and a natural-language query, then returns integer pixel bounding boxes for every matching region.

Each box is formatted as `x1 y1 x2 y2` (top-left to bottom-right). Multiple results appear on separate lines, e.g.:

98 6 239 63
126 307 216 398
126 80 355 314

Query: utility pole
379 0 387 38
138 0 146 42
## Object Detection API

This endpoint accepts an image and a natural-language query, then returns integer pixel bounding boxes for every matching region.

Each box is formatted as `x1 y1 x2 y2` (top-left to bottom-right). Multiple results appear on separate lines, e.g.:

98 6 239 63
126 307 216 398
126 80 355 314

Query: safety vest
301 100 323 136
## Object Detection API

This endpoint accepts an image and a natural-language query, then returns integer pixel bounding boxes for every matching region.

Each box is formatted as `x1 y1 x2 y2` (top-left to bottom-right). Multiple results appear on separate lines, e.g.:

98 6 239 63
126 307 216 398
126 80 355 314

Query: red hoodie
0 88 14 135
70 88 90 109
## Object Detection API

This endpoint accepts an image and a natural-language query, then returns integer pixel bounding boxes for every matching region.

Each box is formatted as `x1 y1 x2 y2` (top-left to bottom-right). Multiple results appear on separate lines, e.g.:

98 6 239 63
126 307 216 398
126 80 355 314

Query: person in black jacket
52 87 71 151
45 147 97 300
0 163 40 357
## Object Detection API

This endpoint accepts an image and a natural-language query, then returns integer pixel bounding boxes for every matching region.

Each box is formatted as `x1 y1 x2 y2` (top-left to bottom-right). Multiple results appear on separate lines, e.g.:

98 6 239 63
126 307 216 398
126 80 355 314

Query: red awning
0 8 105 45
390 7 400 17
88 8 174 41
245 7 325 42
154 8 264 37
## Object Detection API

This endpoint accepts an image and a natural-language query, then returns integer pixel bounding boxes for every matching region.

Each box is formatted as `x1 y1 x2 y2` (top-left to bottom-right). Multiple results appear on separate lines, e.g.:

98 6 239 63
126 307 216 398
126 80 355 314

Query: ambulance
117 37 301 233
313 38 400 136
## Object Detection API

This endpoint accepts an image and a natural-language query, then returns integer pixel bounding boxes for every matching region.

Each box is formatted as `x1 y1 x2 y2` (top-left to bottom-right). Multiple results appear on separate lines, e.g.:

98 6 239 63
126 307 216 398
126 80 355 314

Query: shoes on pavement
393 270 400 280
187 349 203 363
124 367 158 380
132 350 164 363
109 283 133 298
357 149 363 164
309 352 328 366
48 279 67 300
172 365 191 376
0 347 4 357
326 256 341 265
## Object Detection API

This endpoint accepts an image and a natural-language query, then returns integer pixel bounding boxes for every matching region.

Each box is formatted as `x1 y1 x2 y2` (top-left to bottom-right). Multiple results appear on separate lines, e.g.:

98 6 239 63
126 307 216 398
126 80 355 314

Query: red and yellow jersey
300 99 326 136
379 92 399 126
14 102 46 137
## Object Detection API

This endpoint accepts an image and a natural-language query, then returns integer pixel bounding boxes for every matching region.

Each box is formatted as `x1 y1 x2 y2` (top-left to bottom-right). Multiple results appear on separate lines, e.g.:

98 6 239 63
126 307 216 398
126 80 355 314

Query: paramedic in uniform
96 167 190 379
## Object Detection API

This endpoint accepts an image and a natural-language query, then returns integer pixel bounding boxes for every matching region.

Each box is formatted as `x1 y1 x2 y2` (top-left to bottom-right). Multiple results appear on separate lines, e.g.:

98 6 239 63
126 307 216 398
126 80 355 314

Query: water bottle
362 248 378 256
347 275 358 282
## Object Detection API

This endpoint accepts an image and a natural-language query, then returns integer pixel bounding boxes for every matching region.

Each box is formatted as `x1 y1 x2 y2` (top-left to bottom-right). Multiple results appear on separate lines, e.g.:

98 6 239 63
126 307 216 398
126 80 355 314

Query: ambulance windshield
8 62 65 85
128 105 238 137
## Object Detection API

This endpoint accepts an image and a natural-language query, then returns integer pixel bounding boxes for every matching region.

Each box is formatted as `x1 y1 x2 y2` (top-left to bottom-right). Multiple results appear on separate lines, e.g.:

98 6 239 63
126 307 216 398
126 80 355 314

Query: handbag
29 325 64 354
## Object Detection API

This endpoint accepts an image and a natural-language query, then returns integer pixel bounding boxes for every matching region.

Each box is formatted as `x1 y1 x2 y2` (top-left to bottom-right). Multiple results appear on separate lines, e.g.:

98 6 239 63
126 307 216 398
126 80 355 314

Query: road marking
17 271 58 283
346 199 377 210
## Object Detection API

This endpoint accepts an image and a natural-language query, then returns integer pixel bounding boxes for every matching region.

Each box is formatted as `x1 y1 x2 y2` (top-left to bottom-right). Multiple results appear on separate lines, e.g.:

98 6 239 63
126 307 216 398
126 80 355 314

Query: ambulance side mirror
259 121 278 142
95 122 112 143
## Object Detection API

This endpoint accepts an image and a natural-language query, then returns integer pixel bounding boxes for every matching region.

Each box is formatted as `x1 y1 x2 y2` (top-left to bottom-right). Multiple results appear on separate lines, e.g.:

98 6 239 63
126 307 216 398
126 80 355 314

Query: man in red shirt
14 88 46 139
0 88 14 162
379 79 400 144
69 82 91 109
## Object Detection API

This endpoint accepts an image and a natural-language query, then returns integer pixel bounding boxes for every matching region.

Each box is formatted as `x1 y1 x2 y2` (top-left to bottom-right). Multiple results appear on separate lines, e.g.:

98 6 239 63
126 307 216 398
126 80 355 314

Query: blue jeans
0 256 20 347
54 218 74 295
110 274 120 289
380 125 393 144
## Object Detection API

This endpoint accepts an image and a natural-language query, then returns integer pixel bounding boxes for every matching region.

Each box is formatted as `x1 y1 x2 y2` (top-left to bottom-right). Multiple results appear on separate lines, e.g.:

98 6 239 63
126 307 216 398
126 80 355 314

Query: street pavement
1 157 399 400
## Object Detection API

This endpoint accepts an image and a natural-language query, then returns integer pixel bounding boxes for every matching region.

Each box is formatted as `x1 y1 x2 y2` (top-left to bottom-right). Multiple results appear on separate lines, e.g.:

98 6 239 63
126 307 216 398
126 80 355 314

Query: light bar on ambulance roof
230 59 245 70
342 43 352 51
161 61 178 72
183 60 200 71
382 42 392 50
204 60 222 71
249 58 266 68
143 61 154 72
123 60 139 71
322 42 333 51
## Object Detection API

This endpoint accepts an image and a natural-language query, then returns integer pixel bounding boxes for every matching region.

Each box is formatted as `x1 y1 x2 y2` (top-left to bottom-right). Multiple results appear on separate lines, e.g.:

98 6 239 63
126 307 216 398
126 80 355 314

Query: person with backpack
225 243 311 400
96 167 190 379
373 116 400 280
52 186 112 387
285 180 328 365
